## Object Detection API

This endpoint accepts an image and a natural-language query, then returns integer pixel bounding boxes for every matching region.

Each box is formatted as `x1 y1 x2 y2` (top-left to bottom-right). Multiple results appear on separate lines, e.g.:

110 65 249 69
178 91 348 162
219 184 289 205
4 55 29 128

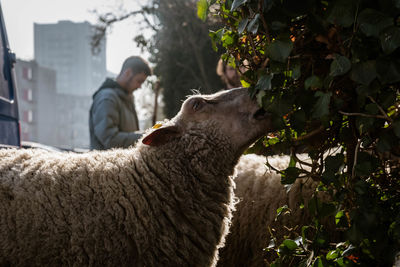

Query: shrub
199 0 400 265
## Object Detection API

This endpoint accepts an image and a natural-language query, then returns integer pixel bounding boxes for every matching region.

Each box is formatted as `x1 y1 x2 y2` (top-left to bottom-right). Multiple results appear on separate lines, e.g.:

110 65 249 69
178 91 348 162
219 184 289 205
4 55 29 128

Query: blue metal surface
0 117 19 146
0 3 20 147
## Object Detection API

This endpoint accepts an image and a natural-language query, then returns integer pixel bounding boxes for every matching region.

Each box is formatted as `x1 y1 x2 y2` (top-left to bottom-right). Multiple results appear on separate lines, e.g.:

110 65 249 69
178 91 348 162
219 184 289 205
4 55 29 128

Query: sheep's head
143 87 272 156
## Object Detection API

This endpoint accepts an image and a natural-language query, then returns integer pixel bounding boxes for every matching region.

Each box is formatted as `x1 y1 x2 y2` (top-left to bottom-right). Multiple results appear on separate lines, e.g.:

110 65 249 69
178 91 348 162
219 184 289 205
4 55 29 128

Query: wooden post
152 81 161 125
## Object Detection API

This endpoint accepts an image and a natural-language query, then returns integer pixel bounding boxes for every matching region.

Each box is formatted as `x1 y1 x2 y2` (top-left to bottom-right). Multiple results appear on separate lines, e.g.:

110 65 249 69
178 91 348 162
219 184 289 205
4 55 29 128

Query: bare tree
92 0 223 118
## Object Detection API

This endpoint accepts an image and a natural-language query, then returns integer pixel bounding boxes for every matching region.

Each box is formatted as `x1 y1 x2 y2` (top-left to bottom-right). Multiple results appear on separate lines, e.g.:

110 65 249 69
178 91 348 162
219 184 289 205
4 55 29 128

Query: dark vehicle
0 3 19 147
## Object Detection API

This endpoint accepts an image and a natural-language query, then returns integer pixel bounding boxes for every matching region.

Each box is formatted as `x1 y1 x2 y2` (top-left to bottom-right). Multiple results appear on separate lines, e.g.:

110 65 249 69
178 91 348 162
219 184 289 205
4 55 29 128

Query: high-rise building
16 59 56 144
15 59 92 149
34 20 106 96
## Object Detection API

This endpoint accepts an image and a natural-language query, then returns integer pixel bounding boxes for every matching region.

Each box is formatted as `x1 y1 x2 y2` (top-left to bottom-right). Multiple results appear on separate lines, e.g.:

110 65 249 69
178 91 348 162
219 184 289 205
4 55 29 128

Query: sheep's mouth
253 107 269 120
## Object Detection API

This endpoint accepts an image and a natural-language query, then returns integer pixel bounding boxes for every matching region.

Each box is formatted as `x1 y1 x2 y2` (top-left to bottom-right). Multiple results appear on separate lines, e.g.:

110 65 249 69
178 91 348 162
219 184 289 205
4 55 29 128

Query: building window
23 88 33 101
22 67 33 80
23 110 33 123
21 125 30 141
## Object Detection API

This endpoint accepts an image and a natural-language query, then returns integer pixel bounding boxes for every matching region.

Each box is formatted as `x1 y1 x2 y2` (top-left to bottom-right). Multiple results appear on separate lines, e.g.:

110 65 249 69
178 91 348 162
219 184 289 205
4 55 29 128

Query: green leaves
326 250 339 260
319 202 337 219
281 167 301 184
358 9 393 38
221 30 235 46
267 39 293 63
255 73 273 91
330 55 351 77
380 26 400 54
276 205 290 218
231 0 247 11
376 58 400 84
322 154 344 185
357 8 399 55
312 91 332 118
394 120 400 138
247 14 260 34
354 152 379 177
305 75 323 90
204 1 400 266
308 196 336 219
238 18 248 34
282 239 298 250
377 131 397 153
350 61 377 85
277 238 301 258
335 210 347 226
290 109 306 132
208 29 223 51
326 0 356 27
325 154 345 173
197 0 209 21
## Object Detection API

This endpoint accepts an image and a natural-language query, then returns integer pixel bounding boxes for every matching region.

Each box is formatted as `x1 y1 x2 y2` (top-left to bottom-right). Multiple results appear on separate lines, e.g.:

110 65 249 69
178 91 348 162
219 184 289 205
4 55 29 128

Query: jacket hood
93 78 129 99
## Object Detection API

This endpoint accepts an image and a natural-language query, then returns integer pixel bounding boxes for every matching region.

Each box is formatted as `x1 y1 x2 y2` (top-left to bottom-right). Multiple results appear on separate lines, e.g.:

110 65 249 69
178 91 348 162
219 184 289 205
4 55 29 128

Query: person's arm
91 98 142 149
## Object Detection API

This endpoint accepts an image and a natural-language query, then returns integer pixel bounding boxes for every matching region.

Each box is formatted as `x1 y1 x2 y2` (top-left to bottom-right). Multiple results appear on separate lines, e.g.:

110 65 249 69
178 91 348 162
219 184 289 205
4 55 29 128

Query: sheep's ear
142 126 181 146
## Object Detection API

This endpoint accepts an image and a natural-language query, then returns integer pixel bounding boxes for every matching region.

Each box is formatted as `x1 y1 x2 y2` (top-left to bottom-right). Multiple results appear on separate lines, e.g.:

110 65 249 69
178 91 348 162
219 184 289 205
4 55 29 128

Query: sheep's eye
192 98 205 111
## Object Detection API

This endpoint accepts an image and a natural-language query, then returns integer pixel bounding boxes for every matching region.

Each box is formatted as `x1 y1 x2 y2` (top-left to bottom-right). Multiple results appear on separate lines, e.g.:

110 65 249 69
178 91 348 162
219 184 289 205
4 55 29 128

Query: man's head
117 56 152 94
216 59 242 89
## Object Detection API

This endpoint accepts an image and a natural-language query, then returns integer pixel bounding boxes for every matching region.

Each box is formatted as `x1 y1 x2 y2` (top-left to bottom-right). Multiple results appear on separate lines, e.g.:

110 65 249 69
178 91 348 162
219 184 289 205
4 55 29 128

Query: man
216 58 242 89
89 56 151 150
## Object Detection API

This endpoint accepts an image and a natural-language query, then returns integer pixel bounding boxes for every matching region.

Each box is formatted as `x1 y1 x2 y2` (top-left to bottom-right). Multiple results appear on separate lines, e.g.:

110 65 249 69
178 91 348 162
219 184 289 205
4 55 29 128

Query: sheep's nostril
253 108 268 120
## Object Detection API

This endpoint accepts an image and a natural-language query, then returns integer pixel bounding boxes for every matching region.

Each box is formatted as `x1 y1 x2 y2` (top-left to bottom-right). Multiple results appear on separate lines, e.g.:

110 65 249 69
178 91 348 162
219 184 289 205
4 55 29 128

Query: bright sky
1 0 152 74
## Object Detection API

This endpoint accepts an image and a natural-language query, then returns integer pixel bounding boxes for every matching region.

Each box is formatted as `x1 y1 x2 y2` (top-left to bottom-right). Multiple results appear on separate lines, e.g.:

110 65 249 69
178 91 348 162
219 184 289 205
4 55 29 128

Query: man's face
127 71 147 93
225 65 241 87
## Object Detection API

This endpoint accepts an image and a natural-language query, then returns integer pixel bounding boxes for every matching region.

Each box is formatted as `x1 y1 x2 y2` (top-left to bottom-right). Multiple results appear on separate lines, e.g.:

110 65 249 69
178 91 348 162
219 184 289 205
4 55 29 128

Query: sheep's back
0 146 236 267
218 154 318 267
0 148 142 266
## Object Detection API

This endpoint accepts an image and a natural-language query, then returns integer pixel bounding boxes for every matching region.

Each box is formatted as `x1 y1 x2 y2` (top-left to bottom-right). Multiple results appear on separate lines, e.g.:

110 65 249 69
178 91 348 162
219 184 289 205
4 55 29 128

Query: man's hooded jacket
89 78 141 150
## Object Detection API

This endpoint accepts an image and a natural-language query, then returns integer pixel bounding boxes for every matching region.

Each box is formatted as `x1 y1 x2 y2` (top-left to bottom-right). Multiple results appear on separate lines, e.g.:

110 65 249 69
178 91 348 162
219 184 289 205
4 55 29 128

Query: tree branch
294 126 325 143
258 0 270 44
367 95 393 122
339 111 389 120
352 139 361 179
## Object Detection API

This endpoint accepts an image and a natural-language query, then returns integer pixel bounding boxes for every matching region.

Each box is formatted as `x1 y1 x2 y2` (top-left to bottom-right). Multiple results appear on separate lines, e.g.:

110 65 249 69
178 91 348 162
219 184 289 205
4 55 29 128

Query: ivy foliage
199 0 400 266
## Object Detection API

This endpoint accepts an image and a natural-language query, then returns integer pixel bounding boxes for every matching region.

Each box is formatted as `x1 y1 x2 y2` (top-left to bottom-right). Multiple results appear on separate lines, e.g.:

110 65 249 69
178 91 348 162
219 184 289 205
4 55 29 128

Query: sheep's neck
131 144 236 266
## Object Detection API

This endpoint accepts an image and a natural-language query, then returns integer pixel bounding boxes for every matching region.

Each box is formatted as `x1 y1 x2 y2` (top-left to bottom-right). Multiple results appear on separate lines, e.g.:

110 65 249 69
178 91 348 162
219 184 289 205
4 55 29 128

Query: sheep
218 153 320 267
0 87 273 267
394 252 400 267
